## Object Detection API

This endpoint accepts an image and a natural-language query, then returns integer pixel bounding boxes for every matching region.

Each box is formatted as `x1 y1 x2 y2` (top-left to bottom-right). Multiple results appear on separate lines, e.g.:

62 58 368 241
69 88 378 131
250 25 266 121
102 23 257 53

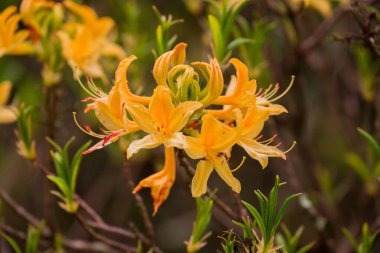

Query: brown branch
123 160 155 241
0 185 51 237
0 223 117 252
75 213 137 252
300 5 350 55
76 193 153 246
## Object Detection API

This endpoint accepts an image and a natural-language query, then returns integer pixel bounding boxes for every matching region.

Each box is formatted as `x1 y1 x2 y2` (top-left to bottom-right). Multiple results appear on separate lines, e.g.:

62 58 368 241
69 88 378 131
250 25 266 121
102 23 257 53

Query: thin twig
0 185 51 237
75 213 137 252
76 193 149 243
300 5 350 55
123 160 155 241
0 223 117 252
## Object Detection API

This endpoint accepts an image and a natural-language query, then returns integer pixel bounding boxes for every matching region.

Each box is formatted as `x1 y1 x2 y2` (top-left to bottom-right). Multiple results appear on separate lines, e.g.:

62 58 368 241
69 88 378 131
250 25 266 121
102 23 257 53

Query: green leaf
342 228 359 250
226 38 254 52
26 222 44 253
298 242 315 253
0 231 22 253
242 200 265 238
48 176 70 198
345 152 371 182
208 15 224 61
357 128 380 159
272 193 301 238
70 141 91 193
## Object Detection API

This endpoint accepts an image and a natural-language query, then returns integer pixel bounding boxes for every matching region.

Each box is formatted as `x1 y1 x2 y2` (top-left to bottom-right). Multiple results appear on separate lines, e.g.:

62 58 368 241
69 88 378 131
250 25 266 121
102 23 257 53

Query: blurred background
0 0 380 252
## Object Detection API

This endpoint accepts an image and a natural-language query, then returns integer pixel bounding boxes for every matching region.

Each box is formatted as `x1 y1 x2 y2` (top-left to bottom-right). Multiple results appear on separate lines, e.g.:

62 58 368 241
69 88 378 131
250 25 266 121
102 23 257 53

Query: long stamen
268 75 295 102
263 83 280 99
284 141 297 153
231 156 246 172
75 67 100 98
256 87 263 96
73 112 105 138
87 76 106 97
260 134 277 144
262 84 273 95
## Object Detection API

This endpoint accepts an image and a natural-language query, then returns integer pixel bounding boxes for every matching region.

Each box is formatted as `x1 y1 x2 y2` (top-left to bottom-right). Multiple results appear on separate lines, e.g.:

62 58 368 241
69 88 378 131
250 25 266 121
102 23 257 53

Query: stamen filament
284 141 297 153
231 156 246 172
268 75 295 102
73 112 105 138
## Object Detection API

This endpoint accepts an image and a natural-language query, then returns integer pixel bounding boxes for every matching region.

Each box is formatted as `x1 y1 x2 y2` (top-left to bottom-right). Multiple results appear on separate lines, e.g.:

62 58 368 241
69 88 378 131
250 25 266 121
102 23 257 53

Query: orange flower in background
0 6 33 57
58 0 125 82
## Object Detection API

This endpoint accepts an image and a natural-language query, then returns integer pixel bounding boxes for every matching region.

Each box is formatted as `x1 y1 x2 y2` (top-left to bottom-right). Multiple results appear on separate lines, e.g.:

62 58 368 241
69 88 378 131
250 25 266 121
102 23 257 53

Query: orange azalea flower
133 147 176 215
185 112 242 197
0 6 33 57
215 58 257 107
209 58 288 120
125 85 202 158
76 80 139 155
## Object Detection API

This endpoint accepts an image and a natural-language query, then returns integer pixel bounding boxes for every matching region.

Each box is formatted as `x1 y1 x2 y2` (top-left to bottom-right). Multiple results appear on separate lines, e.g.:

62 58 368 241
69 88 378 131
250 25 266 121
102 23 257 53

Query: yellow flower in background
291 0 349 16
126 85 202 158
0 81 17 124
0 6 33 57
58 1 125 82
133 147 176 215
185 112 242 197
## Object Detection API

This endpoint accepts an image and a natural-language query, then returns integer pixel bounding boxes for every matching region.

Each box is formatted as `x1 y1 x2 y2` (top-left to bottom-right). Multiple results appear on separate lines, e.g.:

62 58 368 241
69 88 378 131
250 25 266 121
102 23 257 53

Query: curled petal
200 58 223 106
153 43 188 86
127 134 161 159
192 160 214 197
164 132 188 149
133 147 176 215
238 137 286 169
171 42 187 66
81 130 125 155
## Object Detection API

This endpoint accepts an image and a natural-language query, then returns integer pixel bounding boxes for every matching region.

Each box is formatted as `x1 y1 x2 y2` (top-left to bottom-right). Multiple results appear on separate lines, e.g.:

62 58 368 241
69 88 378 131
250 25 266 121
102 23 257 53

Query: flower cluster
0 0 124 85
77 43 292 214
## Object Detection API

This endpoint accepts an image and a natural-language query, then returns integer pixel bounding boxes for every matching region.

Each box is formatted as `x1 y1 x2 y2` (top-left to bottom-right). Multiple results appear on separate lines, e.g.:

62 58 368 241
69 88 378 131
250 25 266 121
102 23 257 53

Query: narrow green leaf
357 128 380 159
0 231 22 253
226 38 254 52
242 200 265 238
342 228 358 251
208 15 224 61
